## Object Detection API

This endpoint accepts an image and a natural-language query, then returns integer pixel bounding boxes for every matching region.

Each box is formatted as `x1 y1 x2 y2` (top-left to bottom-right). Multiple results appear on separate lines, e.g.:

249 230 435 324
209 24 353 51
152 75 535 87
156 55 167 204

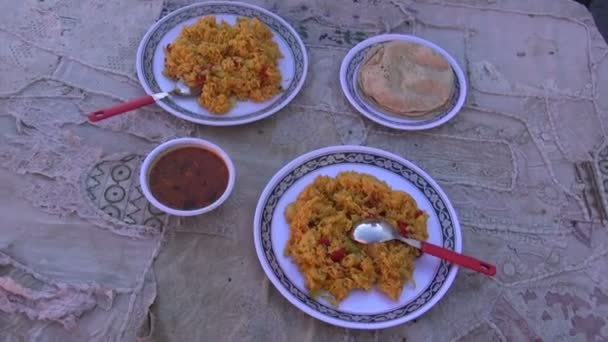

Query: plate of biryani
339 34 467 130
254 145 462 329
136 1 308 126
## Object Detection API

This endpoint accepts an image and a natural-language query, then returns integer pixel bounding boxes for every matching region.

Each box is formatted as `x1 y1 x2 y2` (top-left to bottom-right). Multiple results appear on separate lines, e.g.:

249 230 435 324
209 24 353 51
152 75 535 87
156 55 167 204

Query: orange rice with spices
284 171 428 305
163 16 283 114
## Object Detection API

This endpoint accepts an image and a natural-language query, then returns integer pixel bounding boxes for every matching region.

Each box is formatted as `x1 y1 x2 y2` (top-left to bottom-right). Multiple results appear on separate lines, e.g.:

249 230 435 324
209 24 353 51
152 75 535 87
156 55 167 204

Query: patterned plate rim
339 34 467 131
135 1 308 126
253 145 462 329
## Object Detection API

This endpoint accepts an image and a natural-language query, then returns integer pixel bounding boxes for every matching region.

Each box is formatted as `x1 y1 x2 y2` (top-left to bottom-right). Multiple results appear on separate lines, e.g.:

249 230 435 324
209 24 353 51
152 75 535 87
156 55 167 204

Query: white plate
253 145 462 329
339 34 467 131
136 1 308 126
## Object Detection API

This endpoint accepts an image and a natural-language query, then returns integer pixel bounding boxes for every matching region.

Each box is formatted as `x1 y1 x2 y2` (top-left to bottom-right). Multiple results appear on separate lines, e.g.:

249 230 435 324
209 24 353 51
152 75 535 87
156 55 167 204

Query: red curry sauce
149 146 228 210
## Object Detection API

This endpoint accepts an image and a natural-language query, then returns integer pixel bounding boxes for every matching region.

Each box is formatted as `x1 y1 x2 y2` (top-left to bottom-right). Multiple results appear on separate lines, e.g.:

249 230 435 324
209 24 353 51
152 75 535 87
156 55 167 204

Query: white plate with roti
339 34 466 131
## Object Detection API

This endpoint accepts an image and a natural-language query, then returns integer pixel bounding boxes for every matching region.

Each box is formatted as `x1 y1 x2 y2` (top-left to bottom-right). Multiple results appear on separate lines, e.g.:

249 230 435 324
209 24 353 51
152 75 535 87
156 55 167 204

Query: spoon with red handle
87 80 199 122
351 218 496 276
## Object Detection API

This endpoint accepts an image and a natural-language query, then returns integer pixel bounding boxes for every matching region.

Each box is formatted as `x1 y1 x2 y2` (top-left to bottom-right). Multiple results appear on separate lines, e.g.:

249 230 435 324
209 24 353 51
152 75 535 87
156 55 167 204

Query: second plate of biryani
136 1 308 126
254 145 462 329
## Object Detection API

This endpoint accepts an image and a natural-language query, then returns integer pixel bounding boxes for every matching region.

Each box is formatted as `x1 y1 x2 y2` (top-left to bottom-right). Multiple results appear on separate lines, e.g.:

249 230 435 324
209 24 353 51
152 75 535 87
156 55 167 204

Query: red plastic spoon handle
421 242 497 276
87 95 157 122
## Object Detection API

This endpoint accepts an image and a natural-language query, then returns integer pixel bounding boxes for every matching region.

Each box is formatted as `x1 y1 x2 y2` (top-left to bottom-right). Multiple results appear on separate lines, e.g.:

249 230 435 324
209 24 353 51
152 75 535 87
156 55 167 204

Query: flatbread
358 41 455 117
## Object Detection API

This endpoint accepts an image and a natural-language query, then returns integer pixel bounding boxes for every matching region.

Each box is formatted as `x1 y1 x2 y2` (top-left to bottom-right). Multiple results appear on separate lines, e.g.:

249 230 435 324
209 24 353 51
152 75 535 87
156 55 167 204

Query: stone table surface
0 0 607 341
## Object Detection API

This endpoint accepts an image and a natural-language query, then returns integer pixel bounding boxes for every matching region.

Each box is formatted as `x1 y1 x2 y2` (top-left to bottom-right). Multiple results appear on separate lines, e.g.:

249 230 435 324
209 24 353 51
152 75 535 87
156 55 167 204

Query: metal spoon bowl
170 80 200 97
351 218 496 276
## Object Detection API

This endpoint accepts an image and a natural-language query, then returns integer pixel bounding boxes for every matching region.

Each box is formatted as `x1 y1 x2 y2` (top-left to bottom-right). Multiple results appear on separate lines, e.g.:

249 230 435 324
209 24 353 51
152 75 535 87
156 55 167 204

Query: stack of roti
358 41 455 117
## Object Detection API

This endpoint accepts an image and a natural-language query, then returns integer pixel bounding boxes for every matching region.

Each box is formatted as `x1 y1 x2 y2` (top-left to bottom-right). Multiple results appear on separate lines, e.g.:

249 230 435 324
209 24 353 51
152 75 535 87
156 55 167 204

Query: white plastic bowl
139 137 236 216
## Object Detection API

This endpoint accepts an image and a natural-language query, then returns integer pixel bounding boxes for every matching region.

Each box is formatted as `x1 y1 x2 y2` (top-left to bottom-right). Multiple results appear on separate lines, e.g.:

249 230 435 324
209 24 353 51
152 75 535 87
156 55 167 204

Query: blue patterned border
140 2 306 122
258 151 455 322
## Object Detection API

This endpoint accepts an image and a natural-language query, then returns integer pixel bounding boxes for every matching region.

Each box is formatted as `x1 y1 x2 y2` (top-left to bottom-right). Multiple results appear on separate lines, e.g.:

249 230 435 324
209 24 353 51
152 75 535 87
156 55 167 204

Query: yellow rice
284 171 428 305
164 16 283 114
